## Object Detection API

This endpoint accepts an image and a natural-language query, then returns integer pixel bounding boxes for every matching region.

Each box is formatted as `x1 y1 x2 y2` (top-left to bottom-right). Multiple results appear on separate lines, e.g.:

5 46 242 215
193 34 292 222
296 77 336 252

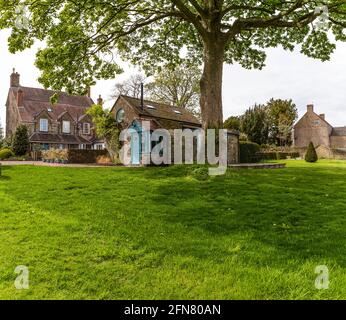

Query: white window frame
62 120 71 134
40 118 48 132
83 123 91 135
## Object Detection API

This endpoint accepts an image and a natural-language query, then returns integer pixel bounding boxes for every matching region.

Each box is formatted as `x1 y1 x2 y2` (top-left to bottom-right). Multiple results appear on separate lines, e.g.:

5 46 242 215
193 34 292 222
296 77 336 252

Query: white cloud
1 29 346 132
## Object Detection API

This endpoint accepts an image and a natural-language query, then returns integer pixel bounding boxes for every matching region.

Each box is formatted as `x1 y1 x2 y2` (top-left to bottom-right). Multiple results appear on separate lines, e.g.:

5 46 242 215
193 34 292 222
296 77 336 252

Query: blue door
130 121 142 165
131 132 140 165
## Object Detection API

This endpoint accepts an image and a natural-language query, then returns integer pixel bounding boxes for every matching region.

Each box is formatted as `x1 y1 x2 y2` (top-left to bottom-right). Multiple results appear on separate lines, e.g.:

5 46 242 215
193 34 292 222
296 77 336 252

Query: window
62 121 71 134
83 123 91 135
116 109 125 123
146 105 156 110
174 110 182 115
313 120 321 125
94 143 104 150
79 144 86 150
40 119 48 132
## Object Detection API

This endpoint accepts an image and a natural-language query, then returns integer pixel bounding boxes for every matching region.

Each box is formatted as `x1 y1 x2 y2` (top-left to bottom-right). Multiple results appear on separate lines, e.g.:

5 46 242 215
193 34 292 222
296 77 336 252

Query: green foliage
241 105 269 145
49 92 59 106
190 166 209 181
240 141 261 163
267 99 298 146
257 152 300 161
0 148 14 160
1 1 344 103
86 105 120 162
224 116 240 131
305 142 318 163
11 125 29 156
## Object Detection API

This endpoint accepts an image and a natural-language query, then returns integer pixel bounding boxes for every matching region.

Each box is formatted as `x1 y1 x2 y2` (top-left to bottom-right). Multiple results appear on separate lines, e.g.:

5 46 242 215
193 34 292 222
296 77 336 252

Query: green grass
1 160 346 300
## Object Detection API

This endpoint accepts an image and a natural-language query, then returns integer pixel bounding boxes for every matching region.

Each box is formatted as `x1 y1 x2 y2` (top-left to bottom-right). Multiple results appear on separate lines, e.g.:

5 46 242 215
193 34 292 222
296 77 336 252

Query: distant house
5 69 105 151
294 104 346 158
111 95 239 165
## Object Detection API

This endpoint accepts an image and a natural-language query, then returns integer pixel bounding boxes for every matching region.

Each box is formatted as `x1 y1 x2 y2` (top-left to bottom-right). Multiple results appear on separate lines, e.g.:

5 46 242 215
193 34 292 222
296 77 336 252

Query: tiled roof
120 95 201 126
9 86 94 123
30 133 92 144
332 127 346 136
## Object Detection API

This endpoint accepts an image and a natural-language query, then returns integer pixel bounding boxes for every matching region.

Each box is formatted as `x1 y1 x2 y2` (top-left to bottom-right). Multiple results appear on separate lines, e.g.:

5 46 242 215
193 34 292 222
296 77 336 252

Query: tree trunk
200 38 225 129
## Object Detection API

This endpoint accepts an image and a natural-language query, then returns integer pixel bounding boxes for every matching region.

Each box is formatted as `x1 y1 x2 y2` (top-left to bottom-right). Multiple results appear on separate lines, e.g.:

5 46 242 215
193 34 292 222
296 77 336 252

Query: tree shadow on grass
142 165 346 267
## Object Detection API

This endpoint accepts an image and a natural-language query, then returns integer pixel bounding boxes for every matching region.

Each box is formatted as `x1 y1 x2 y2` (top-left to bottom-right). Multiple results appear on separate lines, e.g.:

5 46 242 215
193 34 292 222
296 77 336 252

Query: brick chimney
319 114 325 120
307 104 314 113
10 68 20 87
97 94 103 106
86 86 91 98
17 88 24 106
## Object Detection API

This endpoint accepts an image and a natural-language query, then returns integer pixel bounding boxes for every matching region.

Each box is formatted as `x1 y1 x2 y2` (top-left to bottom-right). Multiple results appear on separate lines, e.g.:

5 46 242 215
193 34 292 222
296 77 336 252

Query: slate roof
120 95 201 126
8 86 94 123
332 127 346 136
30 133 92 145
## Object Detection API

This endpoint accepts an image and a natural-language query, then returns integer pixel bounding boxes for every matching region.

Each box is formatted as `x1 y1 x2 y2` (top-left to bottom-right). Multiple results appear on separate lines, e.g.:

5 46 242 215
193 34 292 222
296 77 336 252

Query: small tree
12 125 29 156
86 105 120 162
224 116 240 131
241 104 269 145
305 142 318 163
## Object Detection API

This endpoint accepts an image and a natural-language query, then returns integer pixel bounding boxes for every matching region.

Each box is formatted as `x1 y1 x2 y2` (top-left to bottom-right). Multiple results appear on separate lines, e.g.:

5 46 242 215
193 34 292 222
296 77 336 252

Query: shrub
305 142 318 163
0 148 14 160
12 125 29 156
240 141 260 163
191 167 210 181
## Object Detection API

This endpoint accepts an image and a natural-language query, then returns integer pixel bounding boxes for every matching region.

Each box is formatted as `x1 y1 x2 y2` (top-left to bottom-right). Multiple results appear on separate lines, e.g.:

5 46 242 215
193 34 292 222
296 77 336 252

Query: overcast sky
1 28 346 131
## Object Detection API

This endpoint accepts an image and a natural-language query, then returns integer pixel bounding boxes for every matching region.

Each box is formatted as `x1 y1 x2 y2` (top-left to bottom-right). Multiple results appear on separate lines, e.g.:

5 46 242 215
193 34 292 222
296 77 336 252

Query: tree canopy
1 1 345 128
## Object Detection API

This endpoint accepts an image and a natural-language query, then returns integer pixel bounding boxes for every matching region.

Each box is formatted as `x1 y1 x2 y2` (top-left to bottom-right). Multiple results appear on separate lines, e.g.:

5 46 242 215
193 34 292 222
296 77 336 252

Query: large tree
147 63 201 112
1 1 345 128
266 98 298 146
112 74 147 99
241 104 269 145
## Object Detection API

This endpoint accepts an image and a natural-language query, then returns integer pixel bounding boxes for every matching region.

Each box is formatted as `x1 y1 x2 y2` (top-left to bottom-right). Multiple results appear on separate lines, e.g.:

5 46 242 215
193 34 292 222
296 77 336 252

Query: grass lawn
1 160 346 300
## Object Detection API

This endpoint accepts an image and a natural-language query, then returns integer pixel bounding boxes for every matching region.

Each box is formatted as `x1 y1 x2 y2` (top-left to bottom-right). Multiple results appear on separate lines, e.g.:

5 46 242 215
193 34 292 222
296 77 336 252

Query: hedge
240 141 260 163
0 148 14 160
256 152 300 160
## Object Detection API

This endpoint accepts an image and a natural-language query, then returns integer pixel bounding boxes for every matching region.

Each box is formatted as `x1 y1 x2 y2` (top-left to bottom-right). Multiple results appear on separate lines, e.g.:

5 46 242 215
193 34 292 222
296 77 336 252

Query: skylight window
174 110 182 115
47 107 52 112
146 105 156 109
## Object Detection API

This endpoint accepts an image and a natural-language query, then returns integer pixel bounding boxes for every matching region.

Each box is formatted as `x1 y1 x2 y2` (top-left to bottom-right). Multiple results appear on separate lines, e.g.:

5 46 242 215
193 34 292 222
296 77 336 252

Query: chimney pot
85 86 91 98
97 94 103 106
319 114 325 120
307 104 314 113
10 68 20 87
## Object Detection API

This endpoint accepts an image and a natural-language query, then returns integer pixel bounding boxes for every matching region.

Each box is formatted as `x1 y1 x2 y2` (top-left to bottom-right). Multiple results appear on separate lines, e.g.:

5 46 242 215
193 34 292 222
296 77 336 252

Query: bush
257 152 300 160
191 167 210 181
0 148 14 160
12 125 29 156
240 141 260 163
305 142 318 163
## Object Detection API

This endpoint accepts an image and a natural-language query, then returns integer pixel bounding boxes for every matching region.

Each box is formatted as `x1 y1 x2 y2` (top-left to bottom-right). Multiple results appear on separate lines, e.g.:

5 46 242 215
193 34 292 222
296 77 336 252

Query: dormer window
40 119 48 132
62 120 71 134
116 109 125 123
83 123 91 135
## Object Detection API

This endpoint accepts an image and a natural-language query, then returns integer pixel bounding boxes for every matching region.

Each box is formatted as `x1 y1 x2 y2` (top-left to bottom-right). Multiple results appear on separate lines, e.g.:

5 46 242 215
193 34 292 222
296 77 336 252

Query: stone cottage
111 95 240 165
5 69 105 151
294 104 346 158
